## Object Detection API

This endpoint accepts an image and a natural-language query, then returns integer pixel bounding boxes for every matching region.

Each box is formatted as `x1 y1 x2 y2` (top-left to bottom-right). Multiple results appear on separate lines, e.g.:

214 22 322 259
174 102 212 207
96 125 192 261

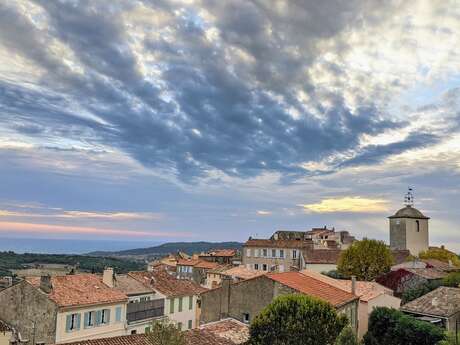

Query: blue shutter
65 315 72 332
75 313 81 330
115 306 122 322
96 310 102 325
83 312 89 328
105 309 111 324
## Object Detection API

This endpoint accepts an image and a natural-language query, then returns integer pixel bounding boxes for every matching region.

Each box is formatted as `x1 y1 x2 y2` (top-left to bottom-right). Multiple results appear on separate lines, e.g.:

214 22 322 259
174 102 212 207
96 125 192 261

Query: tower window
416 220 420 232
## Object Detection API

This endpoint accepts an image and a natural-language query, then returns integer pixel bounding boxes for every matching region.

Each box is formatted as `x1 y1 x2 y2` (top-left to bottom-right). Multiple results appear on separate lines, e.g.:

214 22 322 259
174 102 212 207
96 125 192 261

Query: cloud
299 197 389 213
256 210 272 216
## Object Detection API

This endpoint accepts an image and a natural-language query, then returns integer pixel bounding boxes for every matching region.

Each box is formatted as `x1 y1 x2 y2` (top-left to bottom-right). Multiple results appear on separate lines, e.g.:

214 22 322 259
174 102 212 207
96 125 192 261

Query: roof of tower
388 205 430 219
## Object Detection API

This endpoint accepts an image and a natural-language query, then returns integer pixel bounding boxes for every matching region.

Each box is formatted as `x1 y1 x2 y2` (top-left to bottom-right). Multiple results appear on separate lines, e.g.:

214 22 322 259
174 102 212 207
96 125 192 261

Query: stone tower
389 188 429 256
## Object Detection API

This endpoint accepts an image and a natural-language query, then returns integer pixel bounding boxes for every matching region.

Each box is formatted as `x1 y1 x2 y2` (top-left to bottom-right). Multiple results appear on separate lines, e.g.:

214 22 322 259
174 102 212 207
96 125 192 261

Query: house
107 271 164 335
205 266 266 289
200 271 359 333
300 248 342 272
0 273 128 344
0 277 13 291
175 259 221 285
401 287 460 331
199 249 238 265
376 267 446 296
52 319 249 345
271 228 356 249
301 270 401 338
128 268 207 331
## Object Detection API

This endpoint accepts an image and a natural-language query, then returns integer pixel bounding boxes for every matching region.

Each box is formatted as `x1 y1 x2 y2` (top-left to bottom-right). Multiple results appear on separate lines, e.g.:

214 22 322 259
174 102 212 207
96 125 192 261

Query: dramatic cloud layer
0 0 460 249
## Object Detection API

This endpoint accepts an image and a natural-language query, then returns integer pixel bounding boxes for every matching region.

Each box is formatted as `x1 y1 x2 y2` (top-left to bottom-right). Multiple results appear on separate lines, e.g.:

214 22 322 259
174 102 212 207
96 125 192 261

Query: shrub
334 326 359 345
442 272 460 287
363 307 445 345
401 280 442 304
249 294 348 345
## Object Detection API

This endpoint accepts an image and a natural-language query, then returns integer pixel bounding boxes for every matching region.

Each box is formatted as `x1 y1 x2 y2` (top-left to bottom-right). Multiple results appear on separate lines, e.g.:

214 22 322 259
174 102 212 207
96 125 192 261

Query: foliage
442 272 460 287
323 270 348 280
401 280 442 304
248 294 348 345
334 326 359 345
0 251 145 277
145 319 185 345
363 307 445 345
337 238 394 281
419 248 460 267
437 332 460 345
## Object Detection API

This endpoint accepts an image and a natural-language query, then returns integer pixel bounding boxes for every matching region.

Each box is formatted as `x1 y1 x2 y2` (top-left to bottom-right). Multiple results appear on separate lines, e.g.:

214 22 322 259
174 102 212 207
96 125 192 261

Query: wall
0 331 12 345
447 311 460 332
390 219 407 251
405 218 429 256
165 295 197 331
205 273 222 289
302 263 337 273
0 281 58 344
242 247 300 272
55 302 127 344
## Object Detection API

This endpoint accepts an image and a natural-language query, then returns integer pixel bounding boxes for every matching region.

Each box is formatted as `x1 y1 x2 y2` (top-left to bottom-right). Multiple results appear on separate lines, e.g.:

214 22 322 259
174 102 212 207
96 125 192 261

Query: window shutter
83 312 89 328
96 310 102 325
75 313 81 330
105 309 111 324
188 296 193 310
179 297 183 312
65 315 72 332
115 306 122 322
170 298 175 314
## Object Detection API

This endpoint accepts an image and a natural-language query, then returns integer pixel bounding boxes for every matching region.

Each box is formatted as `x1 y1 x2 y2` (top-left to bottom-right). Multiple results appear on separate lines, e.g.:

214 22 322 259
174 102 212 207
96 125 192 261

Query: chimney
220 276 232 319
102 267 115 288
40 275 52 293
351 276 357 296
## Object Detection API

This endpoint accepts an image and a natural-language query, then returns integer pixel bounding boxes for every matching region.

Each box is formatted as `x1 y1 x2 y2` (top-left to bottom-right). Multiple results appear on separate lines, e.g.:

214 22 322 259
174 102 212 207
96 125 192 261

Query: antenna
404 187 414 207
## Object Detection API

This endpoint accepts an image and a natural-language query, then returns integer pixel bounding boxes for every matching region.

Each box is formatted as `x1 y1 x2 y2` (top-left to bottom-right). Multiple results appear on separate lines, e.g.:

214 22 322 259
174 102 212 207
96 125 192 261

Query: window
178 297 183 312
189 296 193 310
115 306 122 322
271 249 276 258
243 313 250 324
254 264 259 270
101 309 110 324
84 311 95 328
145 326 151 333
262 264 267 271
188 320 193 329
178 322 183 331
292 250 297 259
416 220 420 232
279 249 284 258
140 296 150 302
170 298 175 314
262 249 267 257
246 249 251 257
254 249 259 257
66 313 81 332
131 330 137 335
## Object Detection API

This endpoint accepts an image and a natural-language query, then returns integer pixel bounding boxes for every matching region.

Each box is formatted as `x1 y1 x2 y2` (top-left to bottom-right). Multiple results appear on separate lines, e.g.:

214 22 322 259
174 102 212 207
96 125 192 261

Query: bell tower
389 188 430 256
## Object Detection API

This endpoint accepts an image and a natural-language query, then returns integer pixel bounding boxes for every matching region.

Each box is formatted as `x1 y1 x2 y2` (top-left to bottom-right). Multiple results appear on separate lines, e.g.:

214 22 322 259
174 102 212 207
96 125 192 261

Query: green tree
419 247 460 267
248 294 348 345
145 319 185 345
401 281 441 304
334 326 359 345
337 239 394 281
442 272 460 287
437 332 460 345
363 307 445 345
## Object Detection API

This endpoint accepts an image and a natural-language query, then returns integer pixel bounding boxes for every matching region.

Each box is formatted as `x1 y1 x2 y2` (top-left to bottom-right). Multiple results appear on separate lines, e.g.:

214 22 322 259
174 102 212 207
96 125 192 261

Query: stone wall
0 281 58 344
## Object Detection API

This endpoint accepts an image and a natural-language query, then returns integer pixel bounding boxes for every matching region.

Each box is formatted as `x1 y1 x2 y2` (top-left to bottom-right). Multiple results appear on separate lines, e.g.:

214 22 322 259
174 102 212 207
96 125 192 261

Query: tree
363 307 445 345
419 247 460 267
334 326 359 345
248 294 348 345
442 272 460 287
145 319 185 345
401 280 441 304
337 239 394 281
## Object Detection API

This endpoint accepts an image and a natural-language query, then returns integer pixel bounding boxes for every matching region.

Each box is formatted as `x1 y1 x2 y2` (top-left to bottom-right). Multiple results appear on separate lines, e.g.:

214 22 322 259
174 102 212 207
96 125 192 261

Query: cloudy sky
1 0 460 251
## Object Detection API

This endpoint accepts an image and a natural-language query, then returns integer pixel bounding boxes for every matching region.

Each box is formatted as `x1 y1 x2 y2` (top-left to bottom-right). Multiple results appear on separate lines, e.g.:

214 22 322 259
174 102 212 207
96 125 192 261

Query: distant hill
88 241 243 258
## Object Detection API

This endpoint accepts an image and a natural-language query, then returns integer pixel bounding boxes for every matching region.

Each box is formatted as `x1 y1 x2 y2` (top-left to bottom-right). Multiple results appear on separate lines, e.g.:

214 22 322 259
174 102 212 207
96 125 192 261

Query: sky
1 0 460 251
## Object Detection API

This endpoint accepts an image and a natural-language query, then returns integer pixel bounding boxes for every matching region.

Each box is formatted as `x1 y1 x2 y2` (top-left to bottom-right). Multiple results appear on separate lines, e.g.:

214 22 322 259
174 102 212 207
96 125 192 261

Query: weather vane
404 187 414 207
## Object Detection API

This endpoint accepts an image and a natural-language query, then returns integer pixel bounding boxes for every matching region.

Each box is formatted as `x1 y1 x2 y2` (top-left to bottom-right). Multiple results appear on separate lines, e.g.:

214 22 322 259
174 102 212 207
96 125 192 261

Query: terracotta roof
220 266 266 280
52 334 149 345
128 270 207 298
267 272 357 307
176 259 220 270
177 259 201 266
0 319 12 332
402 287 460 317
200 318 249 344
300 270 396 303
301 248 342 264
206 249 237 257
244 238 313 249
186 329 237 345
26 274 127 308
422 259 458 271
404 268 446 280
113 274 154 296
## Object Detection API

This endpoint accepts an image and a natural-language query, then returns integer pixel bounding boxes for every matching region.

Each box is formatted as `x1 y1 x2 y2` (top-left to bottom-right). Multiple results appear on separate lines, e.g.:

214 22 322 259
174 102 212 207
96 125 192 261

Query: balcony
127 299 165 323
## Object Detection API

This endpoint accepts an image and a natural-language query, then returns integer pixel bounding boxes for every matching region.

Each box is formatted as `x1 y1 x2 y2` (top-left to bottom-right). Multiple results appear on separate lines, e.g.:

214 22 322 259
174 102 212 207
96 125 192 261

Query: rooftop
200 318 249 344
389 205 430 219
113 274 154 296
26 274 127 308
220 266 266 280
267 271 357 307
129 269 207 298
0 319 12 332
402 287 460 317
244 238 313 249
301 248 342 264
201 249 237 257
403 268 446 280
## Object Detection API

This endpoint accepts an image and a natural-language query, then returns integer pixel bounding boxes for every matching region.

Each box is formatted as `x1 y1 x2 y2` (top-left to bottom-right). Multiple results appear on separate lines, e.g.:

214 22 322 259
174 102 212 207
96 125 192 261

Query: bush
145 319 185 345
401 281 441 304
334 326 358 345
249 294 348 345
363 307 445 345
338 239 394 281
419 248 460 267
442 272 460 287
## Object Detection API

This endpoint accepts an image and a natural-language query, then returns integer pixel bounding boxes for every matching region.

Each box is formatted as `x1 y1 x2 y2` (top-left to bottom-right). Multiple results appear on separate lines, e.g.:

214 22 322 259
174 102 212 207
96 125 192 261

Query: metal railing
127 299 165 323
